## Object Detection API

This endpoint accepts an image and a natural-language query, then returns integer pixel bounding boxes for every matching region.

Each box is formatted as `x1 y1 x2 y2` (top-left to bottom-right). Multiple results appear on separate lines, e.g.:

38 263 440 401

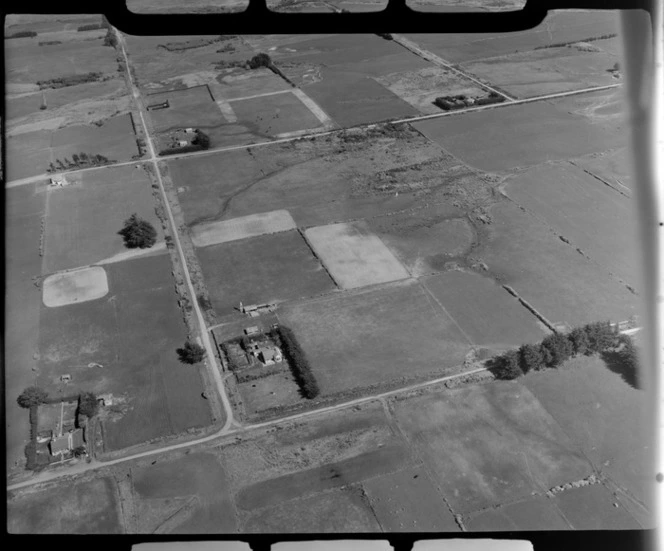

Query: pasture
36 254 213 452
131 451 237 533
146 85 225 132
404 10 619 63
7 114 139 181
366 208 473 276
502 162 639 287
191 209 297 247
460 43 619 99
522 355 654 511
6 184 48 472
363 466 460 531
230 91 326 137
422 270 548 350
412 98 624 173
390 380 593 514
278 280 471 395
376 66 487 114
238 370 303 415
475 201 638 327
241 487 381 533
197 229 335 316
8 477 123 534
214 68 291 100
42 165 162 273
304 222 410 289
169 125 442 228
5 39 118 84
465 494 570 530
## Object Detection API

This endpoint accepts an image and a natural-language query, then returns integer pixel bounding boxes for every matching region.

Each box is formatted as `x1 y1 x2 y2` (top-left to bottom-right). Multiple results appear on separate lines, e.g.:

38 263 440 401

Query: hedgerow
270 326 320 399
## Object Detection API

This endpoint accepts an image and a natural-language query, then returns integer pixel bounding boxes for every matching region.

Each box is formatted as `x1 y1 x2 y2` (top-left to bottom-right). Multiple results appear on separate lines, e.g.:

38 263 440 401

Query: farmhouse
256 346 283 365
49 428 84 456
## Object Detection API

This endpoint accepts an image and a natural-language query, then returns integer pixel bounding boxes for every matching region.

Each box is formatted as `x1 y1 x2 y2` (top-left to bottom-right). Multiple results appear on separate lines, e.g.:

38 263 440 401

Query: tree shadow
601 349 640 389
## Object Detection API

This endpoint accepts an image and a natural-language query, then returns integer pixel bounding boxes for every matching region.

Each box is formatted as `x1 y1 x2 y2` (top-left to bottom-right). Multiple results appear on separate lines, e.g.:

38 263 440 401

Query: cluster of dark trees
159 130 211 156
534 33 617 50
269 326 320 399
434 91 504 111
39 40 62 47
77 23 103 32
37 72 103 89
248 53 272 69
7 30 37 39
47 153 110 173
376 33 393 40
118 213 158 249
492 321 637 380
177 341 206 364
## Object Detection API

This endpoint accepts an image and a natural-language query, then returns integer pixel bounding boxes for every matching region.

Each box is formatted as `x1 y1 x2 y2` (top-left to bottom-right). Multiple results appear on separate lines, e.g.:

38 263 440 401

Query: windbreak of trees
269 326 320 399
491 321 637 380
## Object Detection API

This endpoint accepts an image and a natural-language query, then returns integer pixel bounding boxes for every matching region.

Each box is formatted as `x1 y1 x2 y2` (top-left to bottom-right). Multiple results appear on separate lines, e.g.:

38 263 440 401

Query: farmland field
465 494 571 530
404 11 619 63
502 162 639 287
147 85 225 132
376 66 487 114
573 148 634 192
522 356 654 515
191 209 297 247
363 466 460 531
7 114 140 181
366 208 472 276
5 184 48 473
169 124 444 228
196 229 335 316
460 44 620 99
278 280 471 395
304 221 411 289
128 0 248 12
412 94 624 172
42 165 162 273
8 477 122 534
36 254 213 451
389 380 593 514
42 266 109 307
422 270 548 350
473 200 638 327
242 487 382 533
131 452 237 533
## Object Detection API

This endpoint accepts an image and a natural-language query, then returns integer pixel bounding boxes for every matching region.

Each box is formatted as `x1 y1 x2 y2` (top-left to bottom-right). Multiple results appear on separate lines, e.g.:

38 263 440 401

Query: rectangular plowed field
475 200 638 327
422 270 548 350
278 280 471 394
304 222 410 289
390 380 592 514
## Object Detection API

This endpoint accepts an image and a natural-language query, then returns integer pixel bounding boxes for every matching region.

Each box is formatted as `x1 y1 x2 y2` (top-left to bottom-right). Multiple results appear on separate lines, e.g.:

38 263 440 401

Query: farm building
257 346 283 365
49 428 84 456
49 175 68 187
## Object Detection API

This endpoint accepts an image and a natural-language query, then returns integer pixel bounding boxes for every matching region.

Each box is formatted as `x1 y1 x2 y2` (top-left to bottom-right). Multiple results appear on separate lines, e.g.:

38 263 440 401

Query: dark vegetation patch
269 326 320 399
37 72 107 89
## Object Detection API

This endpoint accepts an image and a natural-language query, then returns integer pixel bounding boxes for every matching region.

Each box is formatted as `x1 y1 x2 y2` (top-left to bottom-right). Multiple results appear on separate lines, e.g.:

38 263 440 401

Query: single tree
79 152 89 164
17 386 48 409
72 153 80 165
177 341 206 364
192 130 210 149
48 162 56 173
248 53 271 69
118 213 157 249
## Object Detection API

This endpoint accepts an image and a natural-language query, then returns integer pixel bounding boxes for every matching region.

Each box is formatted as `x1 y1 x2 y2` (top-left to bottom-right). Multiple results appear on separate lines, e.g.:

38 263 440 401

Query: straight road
5 82 622 189
114 29 235 432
